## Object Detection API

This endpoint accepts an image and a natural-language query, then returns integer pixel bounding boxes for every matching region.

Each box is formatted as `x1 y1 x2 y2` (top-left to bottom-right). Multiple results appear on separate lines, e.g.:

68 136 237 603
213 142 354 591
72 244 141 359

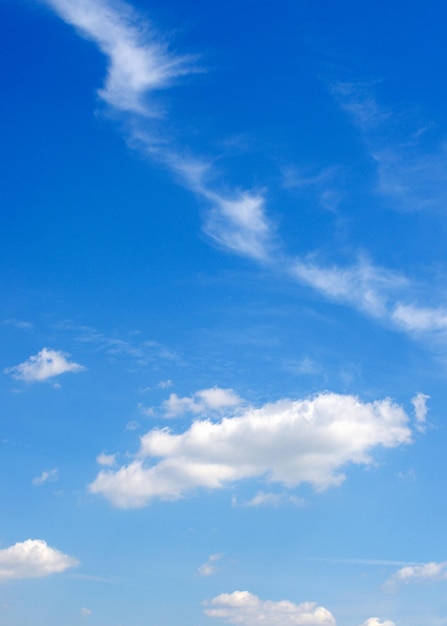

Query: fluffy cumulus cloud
203 591 336 626
89 391 412 508
0 539 79 581
4 348 84 382
384 561 447 591
162 387 242 418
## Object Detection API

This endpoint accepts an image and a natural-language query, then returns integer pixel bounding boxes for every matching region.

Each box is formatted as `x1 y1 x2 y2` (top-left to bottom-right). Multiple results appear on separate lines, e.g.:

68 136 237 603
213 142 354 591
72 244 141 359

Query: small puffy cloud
81 607 92 616
162 387 242 418
158 379 172 389
203 591 336 625
32 468 58 486
96 453 116 467
411 393 430 432
198 553 222 577
138 403 155 417
89 392 412 508
0 539 78 581
360 617 396 626
4 348 84 383
126 420 141 431
384 561 447 591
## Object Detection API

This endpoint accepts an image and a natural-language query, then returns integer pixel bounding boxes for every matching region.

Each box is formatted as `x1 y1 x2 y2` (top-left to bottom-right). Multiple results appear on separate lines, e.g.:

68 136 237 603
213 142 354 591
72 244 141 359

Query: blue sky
2 0 447 624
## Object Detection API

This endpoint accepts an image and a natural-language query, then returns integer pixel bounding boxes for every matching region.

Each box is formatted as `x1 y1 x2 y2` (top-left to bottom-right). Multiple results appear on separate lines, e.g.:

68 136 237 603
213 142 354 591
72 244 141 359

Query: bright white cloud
360 617 396 626
203 591 336 626
89 391 412 508
42 0 275 263
42 0 447 338
32 468 59 486
162 387 242 418
0 539 78 581
411 393 430 433
4 348 84 382
384 561 447 591
42 0 196 115
198 553 222 577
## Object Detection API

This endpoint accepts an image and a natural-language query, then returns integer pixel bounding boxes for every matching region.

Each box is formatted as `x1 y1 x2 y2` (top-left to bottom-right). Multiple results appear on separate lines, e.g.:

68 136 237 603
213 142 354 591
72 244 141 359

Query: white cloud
81 607 92 616
411 393 430 433
157 379 172 389
32 468 59 486
203 591 336 626
202 190 274 262
42 0 276 263
198 553 222 577
392 303 447 332
42 0 197 115
4 348 84 383
241 491 305 508
293 258 407 319
360 617 396 626
384 561 447 591
162 387 242 418
96 453 116 467
41 0 447 339
89 391 412 508
0 539 78 581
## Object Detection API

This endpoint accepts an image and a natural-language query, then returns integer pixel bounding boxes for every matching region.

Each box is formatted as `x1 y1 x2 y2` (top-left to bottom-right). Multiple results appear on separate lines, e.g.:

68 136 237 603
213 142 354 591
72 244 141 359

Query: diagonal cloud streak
41 0 447 339
41 0 276 263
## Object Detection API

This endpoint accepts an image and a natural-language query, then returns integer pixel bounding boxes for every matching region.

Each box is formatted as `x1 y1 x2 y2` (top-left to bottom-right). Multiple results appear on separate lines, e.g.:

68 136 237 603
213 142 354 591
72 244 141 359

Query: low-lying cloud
89 391 413 508
4 348 84 382
203 591 336 626
0 539 79 581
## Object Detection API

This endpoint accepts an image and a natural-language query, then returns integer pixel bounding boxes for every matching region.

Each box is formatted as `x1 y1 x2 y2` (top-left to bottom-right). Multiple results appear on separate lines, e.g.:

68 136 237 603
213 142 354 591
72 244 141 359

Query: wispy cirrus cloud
89 391 413 508
41 0 276 263
203 591 336 626
4 348 84 383
41 0 447 345
32 468 59 486
42 0 197 115
332 80 447 214
0 539 78 581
